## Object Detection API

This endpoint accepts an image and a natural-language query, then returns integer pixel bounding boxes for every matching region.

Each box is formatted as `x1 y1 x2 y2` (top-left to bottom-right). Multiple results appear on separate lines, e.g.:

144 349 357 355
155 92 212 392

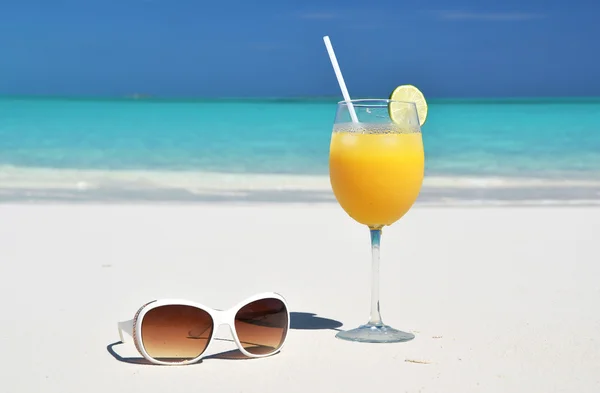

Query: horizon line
1 94 600 104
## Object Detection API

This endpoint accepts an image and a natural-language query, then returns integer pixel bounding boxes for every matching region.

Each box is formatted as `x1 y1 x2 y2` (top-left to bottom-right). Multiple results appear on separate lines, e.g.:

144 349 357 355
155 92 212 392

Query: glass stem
368 227 383 326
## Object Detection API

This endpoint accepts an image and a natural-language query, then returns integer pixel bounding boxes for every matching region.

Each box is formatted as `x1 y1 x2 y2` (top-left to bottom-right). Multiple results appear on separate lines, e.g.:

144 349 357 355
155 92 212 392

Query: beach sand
0 202 599 392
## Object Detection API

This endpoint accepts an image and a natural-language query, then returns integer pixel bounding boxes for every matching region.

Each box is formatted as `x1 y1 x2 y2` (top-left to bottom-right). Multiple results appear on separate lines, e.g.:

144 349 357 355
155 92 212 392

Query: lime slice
389 84 428 126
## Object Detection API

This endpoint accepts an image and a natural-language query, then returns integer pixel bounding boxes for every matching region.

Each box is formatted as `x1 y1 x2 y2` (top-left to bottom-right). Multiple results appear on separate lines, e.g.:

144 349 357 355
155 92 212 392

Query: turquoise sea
1 96 600 203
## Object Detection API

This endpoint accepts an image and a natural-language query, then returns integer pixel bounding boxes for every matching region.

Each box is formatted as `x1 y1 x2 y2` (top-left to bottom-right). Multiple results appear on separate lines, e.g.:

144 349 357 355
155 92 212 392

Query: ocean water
1 96 600 203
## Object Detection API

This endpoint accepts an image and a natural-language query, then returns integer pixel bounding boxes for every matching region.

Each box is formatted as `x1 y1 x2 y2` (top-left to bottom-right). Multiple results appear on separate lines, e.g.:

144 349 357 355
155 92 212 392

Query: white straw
322 36 359 123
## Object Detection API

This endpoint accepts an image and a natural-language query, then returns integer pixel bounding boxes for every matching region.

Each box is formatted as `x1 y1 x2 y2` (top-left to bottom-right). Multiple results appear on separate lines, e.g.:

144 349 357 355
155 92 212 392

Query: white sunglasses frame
117 291 290 365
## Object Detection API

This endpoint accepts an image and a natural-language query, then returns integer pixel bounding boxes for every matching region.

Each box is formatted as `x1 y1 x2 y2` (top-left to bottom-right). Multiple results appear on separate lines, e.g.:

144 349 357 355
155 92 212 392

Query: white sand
0 203 599 392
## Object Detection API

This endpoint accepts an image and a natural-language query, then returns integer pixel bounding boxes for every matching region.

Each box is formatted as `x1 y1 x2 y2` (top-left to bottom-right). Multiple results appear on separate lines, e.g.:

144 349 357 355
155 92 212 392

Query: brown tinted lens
234 298 288 355
141 305 213 362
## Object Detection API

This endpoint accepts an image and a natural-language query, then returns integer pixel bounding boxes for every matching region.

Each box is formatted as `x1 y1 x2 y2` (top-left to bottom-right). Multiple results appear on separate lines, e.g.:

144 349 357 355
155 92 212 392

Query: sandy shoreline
0 202 598 392
2 166 600 205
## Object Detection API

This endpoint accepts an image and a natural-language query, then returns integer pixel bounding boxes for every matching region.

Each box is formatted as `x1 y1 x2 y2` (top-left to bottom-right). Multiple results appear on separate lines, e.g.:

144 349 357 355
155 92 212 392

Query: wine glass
329 99 424 343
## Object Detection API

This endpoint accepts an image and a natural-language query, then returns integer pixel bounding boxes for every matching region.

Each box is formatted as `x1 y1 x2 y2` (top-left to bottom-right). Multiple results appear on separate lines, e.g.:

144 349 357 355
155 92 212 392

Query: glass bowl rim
336 98 416 108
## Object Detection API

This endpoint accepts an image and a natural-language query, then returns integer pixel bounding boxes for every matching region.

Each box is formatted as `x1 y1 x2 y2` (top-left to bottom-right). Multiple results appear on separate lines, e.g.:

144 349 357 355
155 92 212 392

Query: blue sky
0 0 598 98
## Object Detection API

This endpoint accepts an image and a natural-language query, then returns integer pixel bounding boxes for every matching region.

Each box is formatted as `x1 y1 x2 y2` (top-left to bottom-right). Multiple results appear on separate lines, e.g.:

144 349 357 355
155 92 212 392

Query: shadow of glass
289 312 343 331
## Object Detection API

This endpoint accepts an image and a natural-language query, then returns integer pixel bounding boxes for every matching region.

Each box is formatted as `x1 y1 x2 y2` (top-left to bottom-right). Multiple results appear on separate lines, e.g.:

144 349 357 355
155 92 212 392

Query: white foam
424 175 600 189
0 165 331 192
2 165 600 204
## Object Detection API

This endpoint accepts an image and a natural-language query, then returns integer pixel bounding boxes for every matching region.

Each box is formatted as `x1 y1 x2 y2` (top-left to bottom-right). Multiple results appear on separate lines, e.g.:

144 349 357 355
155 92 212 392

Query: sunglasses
117 292 289 365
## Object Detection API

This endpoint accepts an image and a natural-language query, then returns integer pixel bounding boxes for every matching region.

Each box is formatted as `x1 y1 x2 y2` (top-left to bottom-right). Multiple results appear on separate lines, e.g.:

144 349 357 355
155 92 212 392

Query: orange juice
329 127 424 228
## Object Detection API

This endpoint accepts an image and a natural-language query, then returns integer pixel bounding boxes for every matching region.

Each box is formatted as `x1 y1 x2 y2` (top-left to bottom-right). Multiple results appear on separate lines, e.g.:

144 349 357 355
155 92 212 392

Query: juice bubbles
329 124 424 228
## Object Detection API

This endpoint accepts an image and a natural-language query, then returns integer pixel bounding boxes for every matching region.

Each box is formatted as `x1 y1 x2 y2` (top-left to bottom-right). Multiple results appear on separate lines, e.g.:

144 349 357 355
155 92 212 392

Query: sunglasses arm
118 319 134 343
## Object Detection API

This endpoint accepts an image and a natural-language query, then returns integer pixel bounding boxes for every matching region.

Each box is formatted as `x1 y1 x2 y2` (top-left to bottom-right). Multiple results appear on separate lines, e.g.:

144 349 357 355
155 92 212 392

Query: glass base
335 323 415 343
